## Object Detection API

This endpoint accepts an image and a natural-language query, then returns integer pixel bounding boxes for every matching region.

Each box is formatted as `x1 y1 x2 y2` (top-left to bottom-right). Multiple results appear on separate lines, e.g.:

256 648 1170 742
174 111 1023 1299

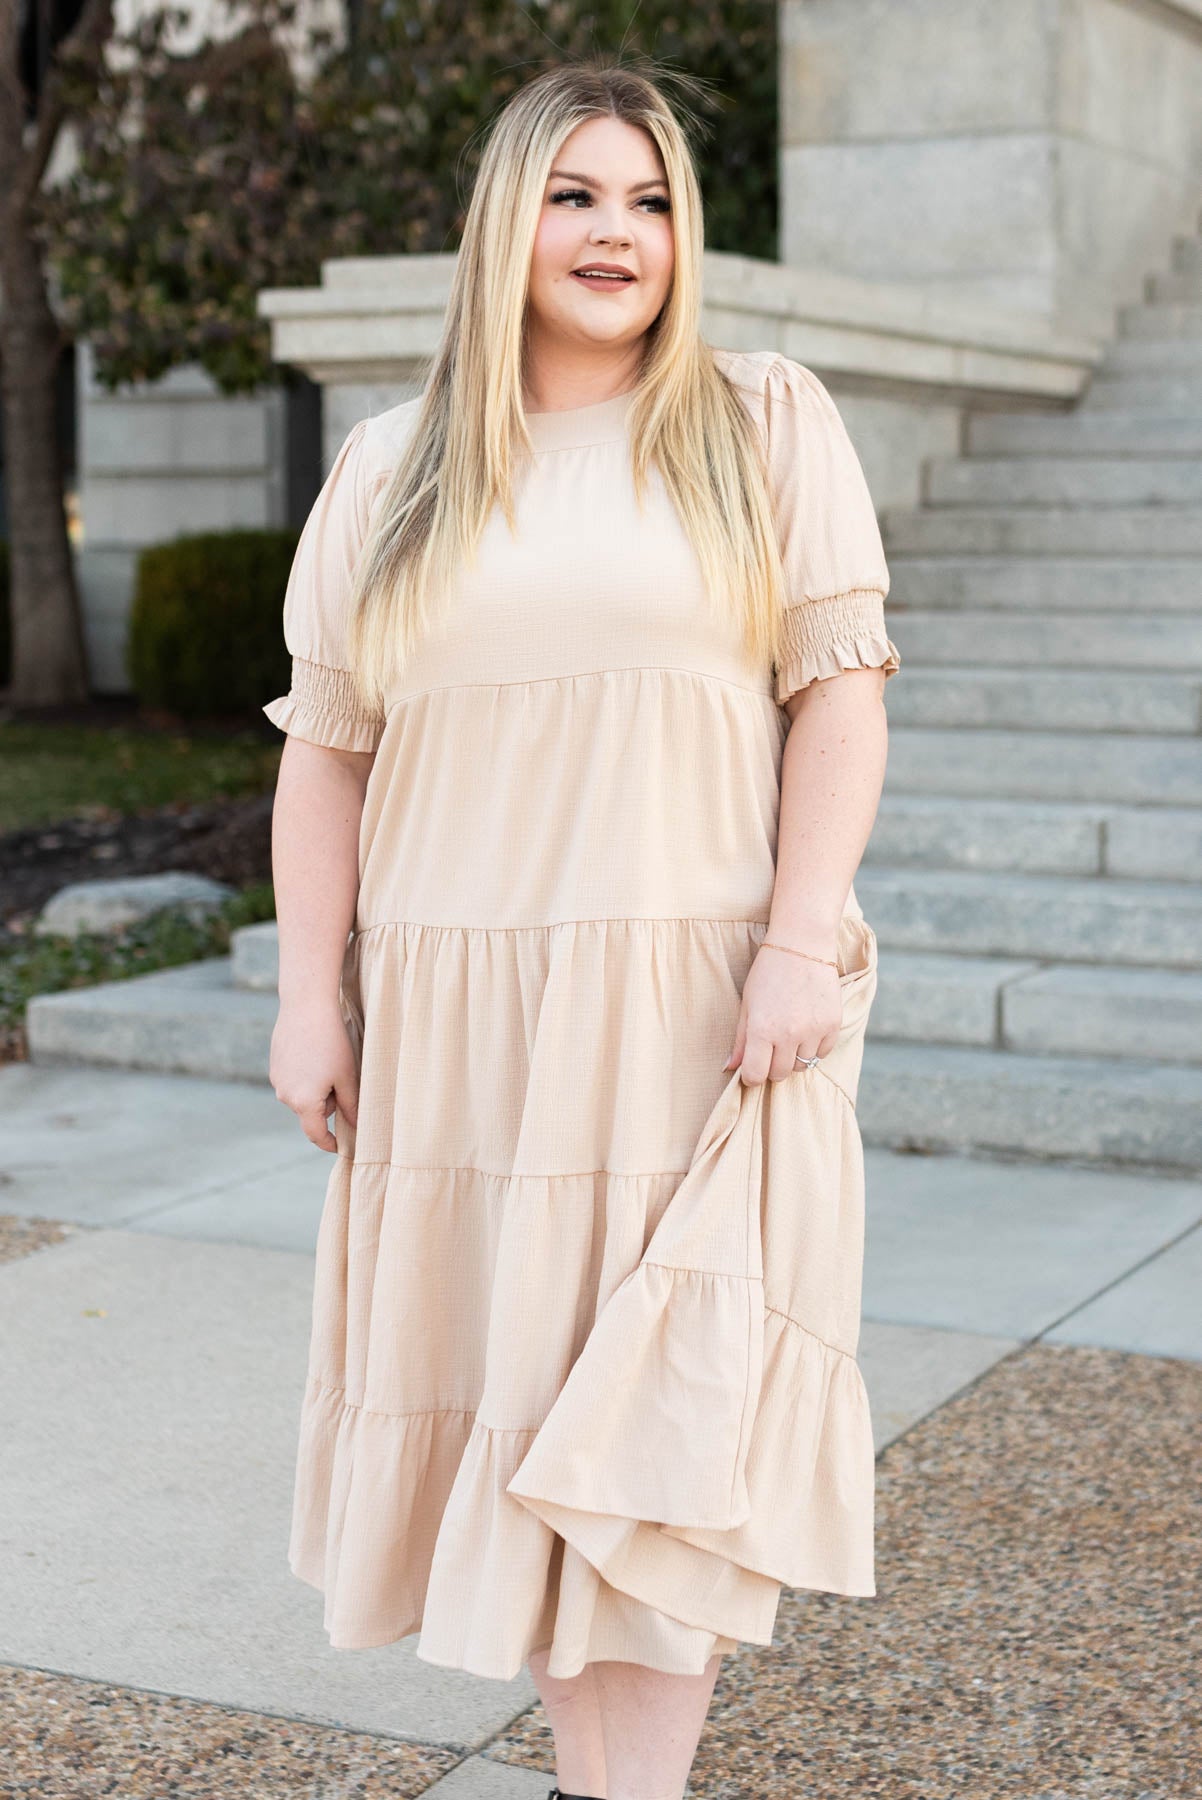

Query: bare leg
592 1653 723 1800
527 1645 609 1797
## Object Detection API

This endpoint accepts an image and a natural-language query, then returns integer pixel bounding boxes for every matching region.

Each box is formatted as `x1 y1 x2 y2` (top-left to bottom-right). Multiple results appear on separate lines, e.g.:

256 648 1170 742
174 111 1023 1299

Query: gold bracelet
761 940 839 972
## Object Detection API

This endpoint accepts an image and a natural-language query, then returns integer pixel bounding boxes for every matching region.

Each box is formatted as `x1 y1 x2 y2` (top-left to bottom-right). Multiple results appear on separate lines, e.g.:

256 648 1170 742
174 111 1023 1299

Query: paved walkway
1 1060 1198 1797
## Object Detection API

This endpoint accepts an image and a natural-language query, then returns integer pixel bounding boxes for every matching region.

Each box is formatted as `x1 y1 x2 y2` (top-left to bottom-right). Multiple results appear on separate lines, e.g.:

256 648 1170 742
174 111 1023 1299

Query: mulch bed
0 790 275 930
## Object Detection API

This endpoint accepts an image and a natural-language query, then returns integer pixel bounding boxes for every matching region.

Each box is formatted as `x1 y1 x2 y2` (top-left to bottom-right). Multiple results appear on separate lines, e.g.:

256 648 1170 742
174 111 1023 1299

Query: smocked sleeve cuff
263 656 387 753
774 589 901 705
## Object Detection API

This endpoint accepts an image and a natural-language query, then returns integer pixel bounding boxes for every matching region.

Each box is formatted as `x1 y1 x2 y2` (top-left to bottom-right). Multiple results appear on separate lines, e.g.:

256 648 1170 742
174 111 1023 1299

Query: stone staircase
27 229 1202 1173
856 225 1202 1173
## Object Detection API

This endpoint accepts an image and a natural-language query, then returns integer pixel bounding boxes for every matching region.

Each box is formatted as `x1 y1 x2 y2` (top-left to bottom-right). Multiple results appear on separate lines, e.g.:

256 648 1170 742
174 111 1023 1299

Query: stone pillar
779 0 1202 337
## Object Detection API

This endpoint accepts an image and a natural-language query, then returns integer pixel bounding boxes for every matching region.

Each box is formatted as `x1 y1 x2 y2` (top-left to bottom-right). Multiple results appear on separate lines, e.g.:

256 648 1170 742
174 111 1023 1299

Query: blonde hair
345 55 788 709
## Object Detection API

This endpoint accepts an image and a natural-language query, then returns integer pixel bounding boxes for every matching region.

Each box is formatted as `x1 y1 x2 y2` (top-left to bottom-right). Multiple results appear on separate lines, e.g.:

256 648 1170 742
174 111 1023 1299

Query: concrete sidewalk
1 1059 1199 1798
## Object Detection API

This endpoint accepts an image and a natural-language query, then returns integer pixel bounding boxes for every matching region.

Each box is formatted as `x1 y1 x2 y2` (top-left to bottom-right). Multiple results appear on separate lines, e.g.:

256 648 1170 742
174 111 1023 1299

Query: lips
572 265 635 283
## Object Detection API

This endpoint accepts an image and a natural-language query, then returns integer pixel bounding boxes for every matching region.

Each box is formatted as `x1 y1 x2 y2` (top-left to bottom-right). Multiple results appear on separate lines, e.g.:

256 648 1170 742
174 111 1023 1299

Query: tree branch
7 0 116 214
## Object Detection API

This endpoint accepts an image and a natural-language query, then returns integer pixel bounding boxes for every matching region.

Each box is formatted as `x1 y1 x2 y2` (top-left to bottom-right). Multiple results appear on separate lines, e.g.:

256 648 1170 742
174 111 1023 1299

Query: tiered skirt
287 905 879 1681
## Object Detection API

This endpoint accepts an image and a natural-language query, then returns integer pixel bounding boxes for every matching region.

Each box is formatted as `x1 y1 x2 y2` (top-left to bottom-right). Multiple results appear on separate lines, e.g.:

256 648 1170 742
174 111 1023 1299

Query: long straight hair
344 57 788 710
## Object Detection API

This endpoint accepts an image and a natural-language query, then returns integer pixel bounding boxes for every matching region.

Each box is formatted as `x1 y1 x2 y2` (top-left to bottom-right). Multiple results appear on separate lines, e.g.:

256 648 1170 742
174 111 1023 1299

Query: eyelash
549 187 670 214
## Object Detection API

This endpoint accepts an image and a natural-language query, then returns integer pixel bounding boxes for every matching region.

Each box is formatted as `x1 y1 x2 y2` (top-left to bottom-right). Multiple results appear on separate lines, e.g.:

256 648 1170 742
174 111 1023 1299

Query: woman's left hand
723 943 842 1086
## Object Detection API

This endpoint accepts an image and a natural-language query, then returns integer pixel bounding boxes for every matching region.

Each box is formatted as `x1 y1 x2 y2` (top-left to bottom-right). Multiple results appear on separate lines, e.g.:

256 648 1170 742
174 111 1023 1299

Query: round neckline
521 385 637 452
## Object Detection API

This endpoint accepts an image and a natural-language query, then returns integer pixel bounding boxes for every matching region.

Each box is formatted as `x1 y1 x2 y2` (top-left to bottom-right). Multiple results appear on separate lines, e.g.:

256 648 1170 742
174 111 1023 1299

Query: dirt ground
0 788 275 930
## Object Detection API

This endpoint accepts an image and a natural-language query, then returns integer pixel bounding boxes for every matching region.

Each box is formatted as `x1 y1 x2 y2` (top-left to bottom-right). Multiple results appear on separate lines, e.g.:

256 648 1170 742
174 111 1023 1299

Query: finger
737 1036 773 1088
723 1019 746 1070
789 1034 827 1077
300 1094 339 1153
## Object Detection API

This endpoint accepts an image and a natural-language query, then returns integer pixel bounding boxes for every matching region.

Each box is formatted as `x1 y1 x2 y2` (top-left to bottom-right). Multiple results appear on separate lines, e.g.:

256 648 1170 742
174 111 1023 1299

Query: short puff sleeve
262 418 388 752
762 356 901 706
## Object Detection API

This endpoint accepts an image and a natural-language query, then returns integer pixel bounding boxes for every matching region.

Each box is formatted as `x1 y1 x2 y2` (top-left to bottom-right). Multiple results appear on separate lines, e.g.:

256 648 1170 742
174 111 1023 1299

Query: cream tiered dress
263 346 901 1681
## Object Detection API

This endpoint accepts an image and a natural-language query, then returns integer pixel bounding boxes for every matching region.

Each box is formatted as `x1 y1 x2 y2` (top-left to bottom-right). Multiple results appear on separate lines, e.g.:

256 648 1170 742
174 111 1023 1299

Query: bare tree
0 0 114 708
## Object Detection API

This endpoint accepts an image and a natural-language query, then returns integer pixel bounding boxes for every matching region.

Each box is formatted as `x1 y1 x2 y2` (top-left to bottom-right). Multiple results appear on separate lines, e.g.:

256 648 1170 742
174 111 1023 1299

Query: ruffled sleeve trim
262 655 386 753
774 588 901 704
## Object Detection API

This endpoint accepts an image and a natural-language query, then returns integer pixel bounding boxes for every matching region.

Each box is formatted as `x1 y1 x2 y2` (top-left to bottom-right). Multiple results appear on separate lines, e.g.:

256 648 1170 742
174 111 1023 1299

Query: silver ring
794 1053 821 1069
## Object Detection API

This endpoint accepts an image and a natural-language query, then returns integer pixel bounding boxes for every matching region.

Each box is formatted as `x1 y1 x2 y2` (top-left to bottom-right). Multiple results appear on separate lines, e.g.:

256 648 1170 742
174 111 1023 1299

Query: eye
547 188 671 213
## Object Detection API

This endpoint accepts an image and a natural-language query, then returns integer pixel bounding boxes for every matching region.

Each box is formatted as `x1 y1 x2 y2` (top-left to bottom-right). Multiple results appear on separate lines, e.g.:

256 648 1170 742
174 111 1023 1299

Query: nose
590 208 632 249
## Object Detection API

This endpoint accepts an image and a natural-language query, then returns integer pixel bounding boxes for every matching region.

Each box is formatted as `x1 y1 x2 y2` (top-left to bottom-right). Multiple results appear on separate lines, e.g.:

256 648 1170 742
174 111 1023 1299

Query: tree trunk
0 0 115 709
0 216 90 708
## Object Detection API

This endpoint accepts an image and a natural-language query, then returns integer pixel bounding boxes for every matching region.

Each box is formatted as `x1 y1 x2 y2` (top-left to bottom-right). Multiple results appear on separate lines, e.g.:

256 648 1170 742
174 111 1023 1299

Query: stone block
858 1039 1202 1169
888 611 1202 676
857 866 1202 966
884 666 1202 734
1002 963 1202 1064
865 794 1106 876
887 553 1202 611
35 873 235 938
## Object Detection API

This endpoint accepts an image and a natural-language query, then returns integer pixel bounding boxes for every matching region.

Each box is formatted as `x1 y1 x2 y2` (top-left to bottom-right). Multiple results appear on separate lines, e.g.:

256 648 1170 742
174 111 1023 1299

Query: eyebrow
547 169 669 193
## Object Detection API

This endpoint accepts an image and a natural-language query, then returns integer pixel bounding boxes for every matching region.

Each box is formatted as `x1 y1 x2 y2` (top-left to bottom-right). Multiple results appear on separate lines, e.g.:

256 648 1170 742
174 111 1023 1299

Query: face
526 114 675 363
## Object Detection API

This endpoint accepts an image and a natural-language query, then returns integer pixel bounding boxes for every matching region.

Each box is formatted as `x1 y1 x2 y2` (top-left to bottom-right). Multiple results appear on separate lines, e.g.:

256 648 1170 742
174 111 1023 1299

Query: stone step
1103 804 1202 881
1079 371 1202 413
230 918 281 991
22 939 1202 1171
1117 302 1202 341
26 958 275 1084
885 664 1202 733
1146 269 1202 304
923 454 1202 508
1106 333 1202 368
1171 236 1202 276
885 723 1202 804
965 411 1202 455
888 609 1202 672
865 794 1202 882
871 948 1202 1064
867 795 1105 876
856 866 1202 967
857 1039 1202 1172
869 948 1037 1048
881 504 1202 555
241 913 1202 1054
1000 962 1202 1065
887 555 1202 612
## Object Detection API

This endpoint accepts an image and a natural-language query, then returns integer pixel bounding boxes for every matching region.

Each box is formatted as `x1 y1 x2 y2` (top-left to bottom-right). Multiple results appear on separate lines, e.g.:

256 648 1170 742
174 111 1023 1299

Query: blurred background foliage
36 0 778 394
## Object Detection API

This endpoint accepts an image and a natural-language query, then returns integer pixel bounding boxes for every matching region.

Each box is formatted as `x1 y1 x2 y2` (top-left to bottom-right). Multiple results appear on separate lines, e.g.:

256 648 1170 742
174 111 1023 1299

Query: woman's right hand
269 998 361 1153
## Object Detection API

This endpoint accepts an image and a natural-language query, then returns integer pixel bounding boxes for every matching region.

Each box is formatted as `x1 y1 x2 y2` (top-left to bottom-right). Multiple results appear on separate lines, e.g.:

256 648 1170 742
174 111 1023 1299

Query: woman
265 55 900 1800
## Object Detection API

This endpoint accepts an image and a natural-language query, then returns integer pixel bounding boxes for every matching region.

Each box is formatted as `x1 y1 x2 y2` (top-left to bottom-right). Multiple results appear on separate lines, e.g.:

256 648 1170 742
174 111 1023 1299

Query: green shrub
127 527 297 721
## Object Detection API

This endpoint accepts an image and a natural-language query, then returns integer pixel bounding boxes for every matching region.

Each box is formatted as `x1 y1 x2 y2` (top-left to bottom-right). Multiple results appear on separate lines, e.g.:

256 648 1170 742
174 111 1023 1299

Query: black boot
547 1789 607 1800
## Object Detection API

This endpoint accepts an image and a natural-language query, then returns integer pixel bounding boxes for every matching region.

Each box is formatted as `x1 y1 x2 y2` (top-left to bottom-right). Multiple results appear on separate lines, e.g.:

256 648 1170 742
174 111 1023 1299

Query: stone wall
780 0 1202 337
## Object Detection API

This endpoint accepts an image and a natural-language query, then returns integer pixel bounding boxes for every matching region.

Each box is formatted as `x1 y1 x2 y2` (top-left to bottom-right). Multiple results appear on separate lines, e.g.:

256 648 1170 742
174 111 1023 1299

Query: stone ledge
257 249 1103 402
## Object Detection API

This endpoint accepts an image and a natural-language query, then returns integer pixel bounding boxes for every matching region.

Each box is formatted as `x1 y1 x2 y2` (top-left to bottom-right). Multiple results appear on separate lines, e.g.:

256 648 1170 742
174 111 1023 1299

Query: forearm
767 669 889 953
271 737 372 1009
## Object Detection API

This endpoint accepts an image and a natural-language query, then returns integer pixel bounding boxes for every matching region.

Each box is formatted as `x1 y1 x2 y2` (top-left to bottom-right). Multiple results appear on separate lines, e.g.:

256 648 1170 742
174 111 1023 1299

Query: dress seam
341 1156 695 1180
349 915 771 937
384 664 780 708
816 1065 857 1109
306 1376 542 1429
764 1304 860 1361
634 1266 860 1361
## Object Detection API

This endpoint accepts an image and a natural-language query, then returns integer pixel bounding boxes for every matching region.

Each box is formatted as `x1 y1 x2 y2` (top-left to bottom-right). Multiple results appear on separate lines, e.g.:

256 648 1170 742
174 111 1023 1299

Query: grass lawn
0 718 283 835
